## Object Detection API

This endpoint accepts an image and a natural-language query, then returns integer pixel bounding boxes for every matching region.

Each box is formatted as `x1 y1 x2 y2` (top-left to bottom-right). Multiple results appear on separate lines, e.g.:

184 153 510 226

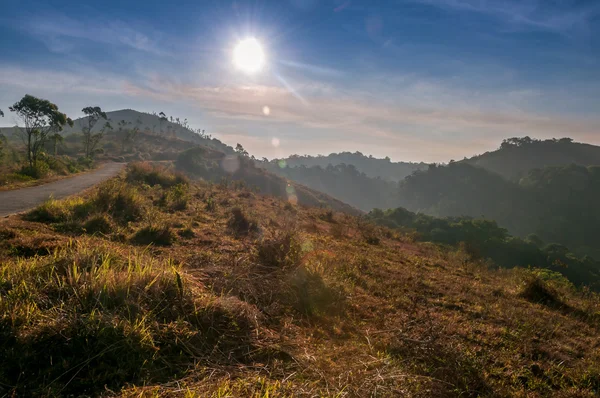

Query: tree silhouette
159 112 167 135
82 106 107 158
235 143 249 156
10 94 72 169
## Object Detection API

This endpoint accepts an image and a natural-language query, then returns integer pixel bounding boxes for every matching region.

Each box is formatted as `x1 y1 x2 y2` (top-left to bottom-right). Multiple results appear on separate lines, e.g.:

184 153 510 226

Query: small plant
227 207 258 237
205 196 217 212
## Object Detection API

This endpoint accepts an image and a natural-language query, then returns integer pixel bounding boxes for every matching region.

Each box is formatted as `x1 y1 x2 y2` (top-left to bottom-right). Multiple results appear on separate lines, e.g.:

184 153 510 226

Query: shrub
20 161 50 179
131 224 176 246
127 162 188 188
25 197 84 223
77 156 94 169
83 214 113 235
520 276 563 307
227 207 259 237
256 231 302 269
162 183 189 211
319 209 335 223
93 180 145 223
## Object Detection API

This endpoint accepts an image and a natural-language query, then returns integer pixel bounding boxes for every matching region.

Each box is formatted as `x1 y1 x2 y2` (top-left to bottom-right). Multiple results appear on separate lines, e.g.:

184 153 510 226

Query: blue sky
1 0 599 162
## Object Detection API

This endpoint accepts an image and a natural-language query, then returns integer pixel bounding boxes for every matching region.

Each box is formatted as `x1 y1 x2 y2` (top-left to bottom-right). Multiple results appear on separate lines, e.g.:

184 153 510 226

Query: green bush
20 161 50 179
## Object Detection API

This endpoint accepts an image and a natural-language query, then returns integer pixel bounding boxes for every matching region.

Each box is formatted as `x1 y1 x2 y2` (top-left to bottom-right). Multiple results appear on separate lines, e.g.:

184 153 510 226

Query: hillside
175 146 361 215
0 163 598 397
1 109 234 155
261 161 398 211
463 137 600 181
272 152 428 181
397 162 600 259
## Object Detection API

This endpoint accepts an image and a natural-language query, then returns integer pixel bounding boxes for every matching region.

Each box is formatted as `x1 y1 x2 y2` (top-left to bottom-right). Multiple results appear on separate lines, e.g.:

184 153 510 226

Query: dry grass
1 175 599 397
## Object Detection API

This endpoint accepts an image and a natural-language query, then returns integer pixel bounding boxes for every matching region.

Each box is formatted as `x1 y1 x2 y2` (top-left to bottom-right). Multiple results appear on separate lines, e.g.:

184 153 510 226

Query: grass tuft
131 224 176 246
126 162 188 188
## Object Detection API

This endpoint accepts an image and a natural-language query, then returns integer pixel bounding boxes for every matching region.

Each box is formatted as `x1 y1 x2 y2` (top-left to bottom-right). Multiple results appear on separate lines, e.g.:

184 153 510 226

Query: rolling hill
463 137 600 181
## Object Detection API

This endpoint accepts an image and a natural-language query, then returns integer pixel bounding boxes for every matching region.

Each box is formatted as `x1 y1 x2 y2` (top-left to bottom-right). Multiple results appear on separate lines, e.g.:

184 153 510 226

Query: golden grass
1 172 599 397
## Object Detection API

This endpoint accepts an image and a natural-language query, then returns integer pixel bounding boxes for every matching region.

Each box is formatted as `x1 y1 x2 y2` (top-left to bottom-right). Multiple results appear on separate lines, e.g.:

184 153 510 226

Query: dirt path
0 163 125 218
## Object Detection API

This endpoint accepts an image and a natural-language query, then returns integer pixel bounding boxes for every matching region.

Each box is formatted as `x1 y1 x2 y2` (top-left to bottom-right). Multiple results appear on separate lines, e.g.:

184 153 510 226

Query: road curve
0 162 125 218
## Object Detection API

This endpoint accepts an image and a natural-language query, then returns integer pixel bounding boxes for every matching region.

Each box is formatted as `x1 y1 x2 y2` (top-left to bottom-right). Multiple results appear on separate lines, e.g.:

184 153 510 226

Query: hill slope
261 161 398 211
463 137 600 181
0 163 598 397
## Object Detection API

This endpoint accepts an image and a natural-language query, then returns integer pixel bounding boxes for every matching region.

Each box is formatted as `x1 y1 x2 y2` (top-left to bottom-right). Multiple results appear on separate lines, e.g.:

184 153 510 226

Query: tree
0 109 4 117
49 133 64 156
9 94 72 169
235 143 249 156
159 112 167 135
117 120 131 153
82 106 107 158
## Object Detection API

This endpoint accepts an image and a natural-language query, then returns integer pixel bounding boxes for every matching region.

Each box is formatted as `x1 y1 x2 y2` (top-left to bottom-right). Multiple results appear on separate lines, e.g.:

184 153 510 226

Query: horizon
1 0 599 163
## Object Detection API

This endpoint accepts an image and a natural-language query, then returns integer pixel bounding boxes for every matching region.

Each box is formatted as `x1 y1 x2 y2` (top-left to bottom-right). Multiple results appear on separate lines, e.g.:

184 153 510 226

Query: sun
233 38 265 74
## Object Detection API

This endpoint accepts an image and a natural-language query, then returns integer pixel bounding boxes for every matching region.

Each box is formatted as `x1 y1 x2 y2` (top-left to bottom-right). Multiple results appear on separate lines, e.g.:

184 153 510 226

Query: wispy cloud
20 11 170 56
0 65 124 95
415 0 600 36
123 74 600 143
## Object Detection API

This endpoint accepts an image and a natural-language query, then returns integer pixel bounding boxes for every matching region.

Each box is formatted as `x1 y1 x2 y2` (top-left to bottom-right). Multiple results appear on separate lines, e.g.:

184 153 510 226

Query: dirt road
0 163 125 218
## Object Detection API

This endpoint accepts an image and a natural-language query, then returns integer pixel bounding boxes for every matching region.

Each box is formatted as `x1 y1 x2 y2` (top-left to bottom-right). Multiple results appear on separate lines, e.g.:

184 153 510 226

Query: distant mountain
274 152 428 182
261 161 398 212
462 137 600 181
1 109 235 155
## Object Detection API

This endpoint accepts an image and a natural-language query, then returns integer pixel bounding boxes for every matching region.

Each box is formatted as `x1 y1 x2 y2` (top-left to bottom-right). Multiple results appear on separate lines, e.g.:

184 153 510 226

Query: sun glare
233 38 265 74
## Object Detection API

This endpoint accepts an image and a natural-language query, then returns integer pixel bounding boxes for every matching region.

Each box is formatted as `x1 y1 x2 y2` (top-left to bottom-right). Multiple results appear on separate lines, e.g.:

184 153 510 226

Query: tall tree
0 109 4 117
158 112 167 135
49 133 64 156
82 106 107 158
9 94 72 169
